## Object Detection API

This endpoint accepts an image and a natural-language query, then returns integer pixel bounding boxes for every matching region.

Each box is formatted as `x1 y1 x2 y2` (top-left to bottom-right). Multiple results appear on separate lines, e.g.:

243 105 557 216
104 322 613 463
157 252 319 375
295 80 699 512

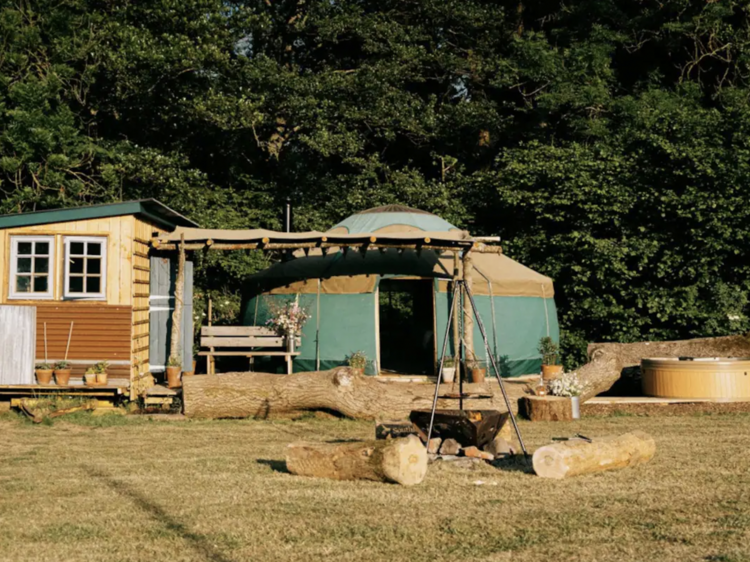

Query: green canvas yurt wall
241 206 559 377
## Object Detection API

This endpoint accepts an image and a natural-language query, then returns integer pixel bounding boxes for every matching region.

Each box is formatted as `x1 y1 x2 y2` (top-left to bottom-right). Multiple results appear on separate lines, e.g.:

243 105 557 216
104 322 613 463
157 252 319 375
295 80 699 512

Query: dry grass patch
1 412 749 561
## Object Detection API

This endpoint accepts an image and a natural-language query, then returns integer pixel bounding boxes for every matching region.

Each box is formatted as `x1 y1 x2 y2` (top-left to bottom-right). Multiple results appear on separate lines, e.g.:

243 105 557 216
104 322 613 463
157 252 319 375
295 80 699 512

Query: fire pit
409 409 508 449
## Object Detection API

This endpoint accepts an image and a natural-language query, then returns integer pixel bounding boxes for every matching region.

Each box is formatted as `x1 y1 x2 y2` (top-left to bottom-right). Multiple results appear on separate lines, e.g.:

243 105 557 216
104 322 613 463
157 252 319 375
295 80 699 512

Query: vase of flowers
548 371 584 419
266 297 310 353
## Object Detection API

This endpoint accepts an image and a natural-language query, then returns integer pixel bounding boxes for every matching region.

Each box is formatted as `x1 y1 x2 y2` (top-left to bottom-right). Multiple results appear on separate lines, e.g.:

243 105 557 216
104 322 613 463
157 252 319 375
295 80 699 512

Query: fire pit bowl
409 409 508 449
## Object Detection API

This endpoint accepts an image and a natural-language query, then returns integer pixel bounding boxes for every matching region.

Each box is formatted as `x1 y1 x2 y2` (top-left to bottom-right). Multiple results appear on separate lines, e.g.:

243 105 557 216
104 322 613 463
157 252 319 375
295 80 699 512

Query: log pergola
151 226 502 370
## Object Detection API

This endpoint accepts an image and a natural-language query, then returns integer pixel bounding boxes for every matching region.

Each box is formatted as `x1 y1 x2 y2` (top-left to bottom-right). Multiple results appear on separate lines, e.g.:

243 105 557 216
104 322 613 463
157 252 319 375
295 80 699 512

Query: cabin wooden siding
34 303 132 380
0 215 135 305
131 218 166 396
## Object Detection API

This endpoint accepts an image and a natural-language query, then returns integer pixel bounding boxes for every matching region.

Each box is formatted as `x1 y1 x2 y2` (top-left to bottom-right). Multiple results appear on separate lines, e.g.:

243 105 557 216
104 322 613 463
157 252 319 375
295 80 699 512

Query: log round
286 434 428 486
182 367 527 420
532 431 656 479
520 395 573 421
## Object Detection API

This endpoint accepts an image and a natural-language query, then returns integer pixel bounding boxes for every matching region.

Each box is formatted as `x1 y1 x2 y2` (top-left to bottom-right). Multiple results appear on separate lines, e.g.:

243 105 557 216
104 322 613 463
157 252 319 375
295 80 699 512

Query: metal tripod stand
425 279 528 457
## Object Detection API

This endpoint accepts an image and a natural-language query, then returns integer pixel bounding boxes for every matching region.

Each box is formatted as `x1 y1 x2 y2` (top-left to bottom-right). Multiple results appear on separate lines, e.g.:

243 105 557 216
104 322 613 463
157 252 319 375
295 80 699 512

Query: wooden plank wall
35 303 131 380
131 218 166 397
0 216 135 305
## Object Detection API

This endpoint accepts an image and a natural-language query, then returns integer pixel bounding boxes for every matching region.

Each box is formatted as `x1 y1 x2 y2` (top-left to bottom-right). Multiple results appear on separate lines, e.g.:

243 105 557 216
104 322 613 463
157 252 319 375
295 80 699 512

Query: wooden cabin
0 200 197 398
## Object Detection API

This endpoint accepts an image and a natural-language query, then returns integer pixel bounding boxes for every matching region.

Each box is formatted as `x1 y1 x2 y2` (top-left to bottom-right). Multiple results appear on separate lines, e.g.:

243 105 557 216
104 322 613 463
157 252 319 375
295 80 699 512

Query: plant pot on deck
35 369 53 385
96 372 108 385
442 367 456 383
542 364 564 381
166 366 182 388
84 373 97 386
470 367 486 384
54 370 72 385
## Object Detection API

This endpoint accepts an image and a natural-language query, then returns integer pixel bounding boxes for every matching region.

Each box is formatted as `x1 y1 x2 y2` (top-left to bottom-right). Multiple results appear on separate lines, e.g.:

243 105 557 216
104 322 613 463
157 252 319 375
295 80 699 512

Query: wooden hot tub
641 357 750 399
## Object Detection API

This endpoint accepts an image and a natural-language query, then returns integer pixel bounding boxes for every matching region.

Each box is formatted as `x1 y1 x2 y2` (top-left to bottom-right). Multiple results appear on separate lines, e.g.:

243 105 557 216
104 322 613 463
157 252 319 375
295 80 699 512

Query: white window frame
8 236 55 300
63 236 107 301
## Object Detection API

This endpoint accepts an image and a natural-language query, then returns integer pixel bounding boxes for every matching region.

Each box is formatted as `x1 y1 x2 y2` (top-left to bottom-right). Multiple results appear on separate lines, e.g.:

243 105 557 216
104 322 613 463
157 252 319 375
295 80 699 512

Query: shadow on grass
257 459 289 473
491 455 535 475
88 466 235 562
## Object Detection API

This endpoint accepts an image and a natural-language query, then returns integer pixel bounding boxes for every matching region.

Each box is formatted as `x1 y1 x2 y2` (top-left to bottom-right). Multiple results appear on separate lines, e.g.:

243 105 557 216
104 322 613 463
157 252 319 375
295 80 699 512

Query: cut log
285 434 428 486
183 367 526 419
520 395 573 421
579 334 750 400
532 431 656 479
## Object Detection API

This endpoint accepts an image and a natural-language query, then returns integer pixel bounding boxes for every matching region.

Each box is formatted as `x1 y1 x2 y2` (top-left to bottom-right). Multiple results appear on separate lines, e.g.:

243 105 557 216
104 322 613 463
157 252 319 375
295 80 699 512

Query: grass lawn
1 411 749 562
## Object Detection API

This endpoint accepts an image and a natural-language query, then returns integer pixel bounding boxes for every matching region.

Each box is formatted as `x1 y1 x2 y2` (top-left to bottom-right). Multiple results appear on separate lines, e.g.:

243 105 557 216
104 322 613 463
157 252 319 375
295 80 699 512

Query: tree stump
285 434 428 486
532 431 656 479
520 395 573 421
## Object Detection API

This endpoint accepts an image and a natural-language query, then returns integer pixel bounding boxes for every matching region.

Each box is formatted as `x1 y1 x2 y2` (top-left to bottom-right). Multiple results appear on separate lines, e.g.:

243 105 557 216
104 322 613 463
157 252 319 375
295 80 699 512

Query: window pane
69 276 84 293
15 276 31 292
70 257 84 274
87 258 101 274
70 242 85 255
17 257 32 273
33 276 48 293
86 276 101 294
34 257 48 274
17 242 32 255
87 242 101 256
35 242 49 255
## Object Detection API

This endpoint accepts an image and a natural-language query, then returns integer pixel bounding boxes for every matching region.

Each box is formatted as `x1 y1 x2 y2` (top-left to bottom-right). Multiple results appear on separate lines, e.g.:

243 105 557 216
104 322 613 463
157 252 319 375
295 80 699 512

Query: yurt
242 206 559 377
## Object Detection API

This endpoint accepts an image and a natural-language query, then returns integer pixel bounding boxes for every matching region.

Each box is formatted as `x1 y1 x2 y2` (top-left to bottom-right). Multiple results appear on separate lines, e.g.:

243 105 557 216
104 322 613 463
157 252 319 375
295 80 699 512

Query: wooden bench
199 326 301 375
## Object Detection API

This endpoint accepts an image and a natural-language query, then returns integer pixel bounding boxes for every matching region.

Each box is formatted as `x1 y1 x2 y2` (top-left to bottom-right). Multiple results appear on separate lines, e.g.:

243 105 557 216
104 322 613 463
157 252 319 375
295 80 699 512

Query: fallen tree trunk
532 431 656 479
286 434 428 486
183 368 528 419
580 333 750 400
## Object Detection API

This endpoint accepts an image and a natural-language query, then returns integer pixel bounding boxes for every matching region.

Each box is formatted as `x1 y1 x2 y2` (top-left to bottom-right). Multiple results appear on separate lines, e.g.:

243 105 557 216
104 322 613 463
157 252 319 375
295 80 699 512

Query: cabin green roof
0 199 198 231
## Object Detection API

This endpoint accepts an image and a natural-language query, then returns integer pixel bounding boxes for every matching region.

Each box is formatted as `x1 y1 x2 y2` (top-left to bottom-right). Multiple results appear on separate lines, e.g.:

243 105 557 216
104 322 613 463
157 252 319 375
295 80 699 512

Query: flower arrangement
265 296 310 337
548 371 583 397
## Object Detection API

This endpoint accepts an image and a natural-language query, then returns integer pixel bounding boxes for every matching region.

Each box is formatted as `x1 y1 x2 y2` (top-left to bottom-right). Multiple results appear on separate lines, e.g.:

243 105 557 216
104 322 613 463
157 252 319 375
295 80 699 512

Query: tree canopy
2 0 749 365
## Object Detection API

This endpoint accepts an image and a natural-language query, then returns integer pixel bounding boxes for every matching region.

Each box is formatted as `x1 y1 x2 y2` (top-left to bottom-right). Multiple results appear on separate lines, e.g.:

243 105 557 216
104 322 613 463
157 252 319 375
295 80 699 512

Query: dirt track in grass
1 412 749 562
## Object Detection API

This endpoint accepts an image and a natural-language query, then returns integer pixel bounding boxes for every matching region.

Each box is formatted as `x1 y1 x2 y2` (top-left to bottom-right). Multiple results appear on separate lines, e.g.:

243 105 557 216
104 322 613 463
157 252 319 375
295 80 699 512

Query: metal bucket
571 396 581 419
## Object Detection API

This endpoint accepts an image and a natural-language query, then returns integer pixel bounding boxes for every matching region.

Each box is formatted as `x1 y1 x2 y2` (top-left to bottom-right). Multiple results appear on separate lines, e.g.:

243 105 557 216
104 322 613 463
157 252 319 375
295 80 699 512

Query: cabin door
0 305 36 384
378 279 435 375
149 257 194 374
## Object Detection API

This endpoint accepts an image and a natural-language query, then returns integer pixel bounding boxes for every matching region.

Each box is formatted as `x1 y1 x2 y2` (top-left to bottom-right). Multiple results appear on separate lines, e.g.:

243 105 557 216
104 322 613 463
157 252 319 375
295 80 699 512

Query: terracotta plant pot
166 366 182 388
54 370 72 386
36 369 53 385
183 360 197 377
542 364 564 381
96 372 108 385
84 373 97 386
470 367 486 384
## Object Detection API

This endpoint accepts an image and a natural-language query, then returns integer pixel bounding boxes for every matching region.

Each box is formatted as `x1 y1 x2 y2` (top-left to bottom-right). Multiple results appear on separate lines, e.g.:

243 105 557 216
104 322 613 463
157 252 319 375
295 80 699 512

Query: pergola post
462 247 475 362
170 233 186 364
452 253 461 380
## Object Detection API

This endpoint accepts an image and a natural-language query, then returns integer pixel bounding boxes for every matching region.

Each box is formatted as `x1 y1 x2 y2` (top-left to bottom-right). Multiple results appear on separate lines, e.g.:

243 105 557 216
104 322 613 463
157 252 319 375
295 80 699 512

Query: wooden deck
0 381 128 400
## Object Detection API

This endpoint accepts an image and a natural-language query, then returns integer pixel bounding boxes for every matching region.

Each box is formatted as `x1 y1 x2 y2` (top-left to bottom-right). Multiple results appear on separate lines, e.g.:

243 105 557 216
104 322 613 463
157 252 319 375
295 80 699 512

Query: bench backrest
200 326 299 348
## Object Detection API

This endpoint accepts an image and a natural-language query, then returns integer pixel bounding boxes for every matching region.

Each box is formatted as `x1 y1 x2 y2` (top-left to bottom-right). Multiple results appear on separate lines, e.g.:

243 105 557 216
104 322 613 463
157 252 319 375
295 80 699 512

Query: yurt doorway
378 279 435 375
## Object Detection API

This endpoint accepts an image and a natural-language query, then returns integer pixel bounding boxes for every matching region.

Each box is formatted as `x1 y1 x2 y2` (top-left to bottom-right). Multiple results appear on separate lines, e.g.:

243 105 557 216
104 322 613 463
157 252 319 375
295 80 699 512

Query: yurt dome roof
328 205 460 234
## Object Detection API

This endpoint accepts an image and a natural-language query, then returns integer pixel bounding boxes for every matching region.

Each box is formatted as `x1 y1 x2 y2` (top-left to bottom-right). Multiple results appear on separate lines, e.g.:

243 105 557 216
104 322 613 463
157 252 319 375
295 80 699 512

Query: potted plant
346 351 368 376
467 360 485 383
441 357 456 383
35 363 53 385
539 336 563 380
84 367 97 386
54 361 72 385
548 372 584 419
166 356 182 388
93 361 109 385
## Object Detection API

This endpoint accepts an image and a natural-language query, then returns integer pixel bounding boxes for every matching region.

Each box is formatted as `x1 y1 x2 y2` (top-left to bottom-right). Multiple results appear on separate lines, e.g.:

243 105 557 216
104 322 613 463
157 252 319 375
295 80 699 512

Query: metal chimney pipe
285 197 292 232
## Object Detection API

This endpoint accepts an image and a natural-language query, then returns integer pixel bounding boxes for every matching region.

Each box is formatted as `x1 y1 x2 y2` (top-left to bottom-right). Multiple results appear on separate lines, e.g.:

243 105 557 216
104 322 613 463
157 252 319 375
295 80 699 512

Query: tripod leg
426 281 461 445
464 283 529 457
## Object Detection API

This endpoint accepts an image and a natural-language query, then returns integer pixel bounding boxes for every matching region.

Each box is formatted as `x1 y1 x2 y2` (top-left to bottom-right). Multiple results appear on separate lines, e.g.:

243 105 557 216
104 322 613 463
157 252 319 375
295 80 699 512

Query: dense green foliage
2 0 749 365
